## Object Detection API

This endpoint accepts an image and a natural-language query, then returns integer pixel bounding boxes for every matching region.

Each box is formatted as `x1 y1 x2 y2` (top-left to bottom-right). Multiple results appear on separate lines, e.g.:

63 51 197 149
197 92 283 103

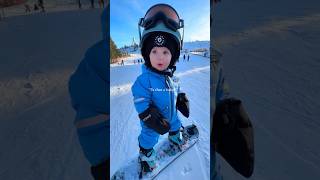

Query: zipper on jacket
165 75 173 122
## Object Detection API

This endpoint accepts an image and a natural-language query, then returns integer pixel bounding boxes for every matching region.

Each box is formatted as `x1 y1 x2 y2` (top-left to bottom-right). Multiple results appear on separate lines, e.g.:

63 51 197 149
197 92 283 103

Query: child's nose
158 53 165 60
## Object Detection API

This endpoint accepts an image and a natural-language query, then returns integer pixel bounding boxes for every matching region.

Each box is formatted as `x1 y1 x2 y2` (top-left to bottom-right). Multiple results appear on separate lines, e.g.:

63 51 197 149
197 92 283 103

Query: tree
110 37 122 63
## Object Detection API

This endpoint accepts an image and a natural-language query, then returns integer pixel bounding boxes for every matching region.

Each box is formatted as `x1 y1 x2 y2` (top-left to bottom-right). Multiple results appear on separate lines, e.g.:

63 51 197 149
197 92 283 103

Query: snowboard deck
111 124 199 180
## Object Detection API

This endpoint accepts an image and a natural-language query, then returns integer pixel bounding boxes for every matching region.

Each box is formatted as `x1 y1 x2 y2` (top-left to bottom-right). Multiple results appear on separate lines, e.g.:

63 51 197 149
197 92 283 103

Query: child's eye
152 50 157 54
163 51 169 54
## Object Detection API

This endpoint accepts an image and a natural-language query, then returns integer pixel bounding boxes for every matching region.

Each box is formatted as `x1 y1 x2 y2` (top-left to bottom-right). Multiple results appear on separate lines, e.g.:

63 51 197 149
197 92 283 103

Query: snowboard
111 124 199 180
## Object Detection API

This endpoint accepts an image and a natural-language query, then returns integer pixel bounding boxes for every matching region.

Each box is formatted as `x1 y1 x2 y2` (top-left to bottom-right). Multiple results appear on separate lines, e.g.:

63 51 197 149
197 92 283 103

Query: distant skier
0 7 3 20
183 54 185 61
78 0 82 9
24 4 31 13
121 59 124 66
33 3 39 11
90 0 94 8
99 0 104 8
68 7 109 180
132 4 188 173
187 54 190 61
38 0 45 12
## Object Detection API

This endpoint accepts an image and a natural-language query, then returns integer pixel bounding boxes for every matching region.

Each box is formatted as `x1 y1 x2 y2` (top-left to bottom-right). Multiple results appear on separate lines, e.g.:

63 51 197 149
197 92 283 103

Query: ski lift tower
132 37 138 51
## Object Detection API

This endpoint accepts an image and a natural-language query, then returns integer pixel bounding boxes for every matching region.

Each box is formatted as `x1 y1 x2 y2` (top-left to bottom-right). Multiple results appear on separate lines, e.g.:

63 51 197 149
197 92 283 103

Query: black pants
91 159 109 180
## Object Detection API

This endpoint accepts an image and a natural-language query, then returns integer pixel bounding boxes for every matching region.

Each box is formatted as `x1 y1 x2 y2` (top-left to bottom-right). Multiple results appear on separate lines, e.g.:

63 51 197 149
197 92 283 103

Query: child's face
149 47 172 71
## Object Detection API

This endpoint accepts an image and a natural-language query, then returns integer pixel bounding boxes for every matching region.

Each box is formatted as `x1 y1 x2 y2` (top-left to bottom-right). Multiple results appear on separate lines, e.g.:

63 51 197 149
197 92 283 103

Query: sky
110 0 210 48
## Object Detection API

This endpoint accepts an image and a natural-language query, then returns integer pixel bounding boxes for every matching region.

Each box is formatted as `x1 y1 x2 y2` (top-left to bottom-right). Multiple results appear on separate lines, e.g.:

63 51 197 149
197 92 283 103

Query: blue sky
111 0 210 48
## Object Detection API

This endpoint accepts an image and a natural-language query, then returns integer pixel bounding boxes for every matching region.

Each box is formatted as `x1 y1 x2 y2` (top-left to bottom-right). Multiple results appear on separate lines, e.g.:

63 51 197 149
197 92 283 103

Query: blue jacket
68 8 109 166
132 65 182 132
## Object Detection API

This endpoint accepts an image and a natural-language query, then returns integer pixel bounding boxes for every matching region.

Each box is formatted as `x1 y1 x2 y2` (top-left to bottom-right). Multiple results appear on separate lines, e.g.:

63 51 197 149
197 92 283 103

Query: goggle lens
139 4 183 31
144 4 180 24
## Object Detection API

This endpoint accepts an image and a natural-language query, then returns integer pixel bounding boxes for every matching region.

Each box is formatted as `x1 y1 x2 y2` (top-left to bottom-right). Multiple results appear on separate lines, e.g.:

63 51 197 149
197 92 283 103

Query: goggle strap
181 27 184 49
179 19 184 28
139 18 144 26
138 23 142 47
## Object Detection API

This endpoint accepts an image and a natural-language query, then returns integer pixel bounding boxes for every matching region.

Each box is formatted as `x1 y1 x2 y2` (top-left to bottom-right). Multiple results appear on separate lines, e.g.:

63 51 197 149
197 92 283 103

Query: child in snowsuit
132 31 189 172
131 3 189 173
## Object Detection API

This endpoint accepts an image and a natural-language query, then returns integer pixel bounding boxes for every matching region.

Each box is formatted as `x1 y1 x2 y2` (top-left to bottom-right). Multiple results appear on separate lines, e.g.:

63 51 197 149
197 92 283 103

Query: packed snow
213 0 320 179
110 42 210 179
0 8 103 180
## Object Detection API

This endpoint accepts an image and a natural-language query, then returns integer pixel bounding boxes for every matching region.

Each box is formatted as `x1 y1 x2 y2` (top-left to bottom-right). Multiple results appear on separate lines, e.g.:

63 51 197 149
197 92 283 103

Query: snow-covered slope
110 42 210 179
0 9 104 180
213 0 320 179
183 41 209 51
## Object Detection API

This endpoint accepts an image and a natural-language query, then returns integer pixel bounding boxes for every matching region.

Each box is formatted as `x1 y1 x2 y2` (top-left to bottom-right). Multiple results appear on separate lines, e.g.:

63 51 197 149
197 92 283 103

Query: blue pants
77 121 109 166
138 116 181 149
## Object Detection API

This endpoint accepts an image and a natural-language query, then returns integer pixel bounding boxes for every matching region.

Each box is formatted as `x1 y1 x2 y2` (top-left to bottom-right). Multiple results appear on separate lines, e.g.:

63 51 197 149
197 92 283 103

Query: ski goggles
138 4 184 31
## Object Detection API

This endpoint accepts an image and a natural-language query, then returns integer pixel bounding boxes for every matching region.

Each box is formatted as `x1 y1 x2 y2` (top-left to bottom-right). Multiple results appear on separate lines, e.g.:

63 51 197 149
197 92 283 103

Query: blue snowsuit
211 49 229 180
131 65 182 149
68 8 109 166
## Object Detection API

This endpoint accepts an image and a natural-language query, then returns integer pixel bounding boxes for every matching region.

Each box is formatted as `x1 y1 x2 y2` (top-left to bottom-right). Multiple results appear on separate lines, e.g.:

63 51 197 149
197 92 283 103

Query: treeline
110 38 124 64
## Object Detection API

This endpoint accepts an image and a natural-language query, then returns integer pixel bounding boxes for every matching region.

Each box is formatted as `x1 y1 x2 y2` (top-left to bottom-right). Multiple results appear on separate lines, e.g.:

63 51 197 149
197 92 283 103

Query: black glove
212 98 254 178
176 93 189 118
139 105 170 135
91 158 109 180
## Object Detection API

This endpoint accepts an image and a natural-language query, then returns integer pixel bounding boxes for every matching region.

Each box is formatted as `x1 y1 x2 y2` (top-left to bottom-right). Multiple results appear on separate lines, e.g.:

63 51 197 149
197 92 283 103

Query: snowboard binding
182 124 199 140
168 129 185 153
